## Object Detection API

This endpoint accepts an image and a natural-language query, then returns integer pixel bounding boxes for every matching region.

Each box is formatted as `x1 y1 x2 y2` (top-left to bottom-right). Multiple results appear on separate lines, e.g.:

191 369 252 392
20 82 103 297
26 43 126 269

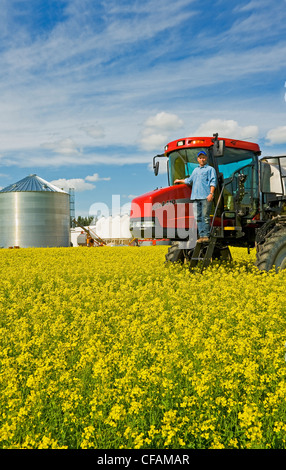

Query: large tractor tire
255 227 286 272
165 241 186 263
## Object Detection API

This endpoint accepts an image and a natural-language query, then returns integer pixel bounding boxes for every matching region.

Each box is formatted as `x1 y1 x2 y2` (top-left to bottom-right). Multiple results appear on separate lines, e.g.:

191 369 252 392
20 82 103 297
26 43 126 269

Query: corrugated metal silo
0 174 71 248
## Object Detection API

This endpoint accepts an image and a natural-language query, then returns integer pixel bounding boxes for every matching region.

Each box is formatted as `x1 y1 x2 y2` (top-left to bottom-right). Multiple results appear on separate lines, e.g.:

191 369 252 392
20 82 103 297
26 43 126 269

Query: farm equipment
129 134 286 272
72 219 106 247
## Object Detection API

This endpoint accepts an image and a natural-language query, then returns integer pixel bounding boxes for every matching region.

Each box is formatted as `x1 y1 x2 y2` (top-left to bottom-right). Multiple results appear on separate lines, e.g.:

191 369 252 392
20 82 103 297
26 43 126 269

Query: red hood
130 184 191 218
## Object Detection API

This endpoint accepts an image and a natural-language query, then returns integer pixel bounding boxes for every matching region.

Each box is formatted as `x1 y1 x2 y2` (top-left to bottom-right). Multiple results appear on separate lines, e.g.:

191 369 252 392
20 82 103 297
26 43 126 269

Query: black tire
255 228 286 272
165 242 232 265
213 245 232 261
165 241 186 263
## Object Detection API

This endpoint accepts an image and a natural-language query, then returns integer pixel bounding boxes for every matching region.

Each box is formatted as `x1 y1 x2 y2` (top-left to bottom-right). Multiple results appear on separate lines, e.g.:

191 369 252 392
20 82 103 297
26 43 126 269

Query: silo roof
0 174 68 193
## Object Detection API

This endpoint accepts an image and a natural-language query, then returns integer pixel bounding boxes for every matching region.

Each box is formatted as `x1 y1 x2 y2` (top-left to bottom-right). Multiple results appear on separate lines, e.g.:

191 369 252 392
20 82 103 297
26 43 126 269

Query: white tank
95 214 132 239
0 174 71 248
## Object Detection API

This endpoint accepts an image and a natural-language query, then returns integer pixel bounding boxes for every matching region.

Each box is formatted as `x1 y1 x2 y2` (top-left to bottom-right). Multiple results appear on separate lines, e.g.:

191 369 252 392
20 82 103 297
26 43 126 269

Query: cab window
217 148 258 215
169 148 209 185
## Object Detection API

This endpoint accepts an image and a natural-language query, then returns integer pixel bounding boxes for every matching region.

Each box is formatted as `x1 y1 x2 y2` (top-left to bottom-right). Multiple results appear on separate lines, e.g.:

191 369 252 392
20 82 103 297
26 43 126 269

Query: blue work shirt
184 164 217 200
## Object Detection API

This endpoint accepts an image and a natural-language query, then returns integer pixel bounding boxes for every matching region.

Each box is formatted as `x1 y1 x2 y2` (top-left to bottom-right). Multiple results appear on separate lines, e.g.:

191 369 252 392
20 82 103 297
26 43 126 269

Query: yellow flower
0 246 285 449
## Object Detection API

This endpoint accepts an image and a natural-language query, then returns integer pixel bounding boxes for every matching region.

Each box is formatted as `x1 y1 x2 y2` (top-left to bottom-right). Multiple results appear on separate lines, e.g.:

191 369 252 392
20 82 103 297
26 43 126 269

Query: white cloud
194 119 259 140
85 173 111 182
266 126 286 145
50 172 111 192
81 125 106 139
139 131 168 151
0 0 285 171
144 112 184 131
139 112 184 151
42 138 80 155
50 178 95 192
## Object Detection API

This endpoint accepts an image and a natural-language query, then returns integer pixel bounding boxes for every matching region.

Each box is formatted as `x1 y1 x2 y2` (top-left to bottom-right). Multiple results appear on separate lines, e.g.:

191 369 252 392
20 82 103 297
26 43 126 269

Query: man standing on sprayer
174 150 217 243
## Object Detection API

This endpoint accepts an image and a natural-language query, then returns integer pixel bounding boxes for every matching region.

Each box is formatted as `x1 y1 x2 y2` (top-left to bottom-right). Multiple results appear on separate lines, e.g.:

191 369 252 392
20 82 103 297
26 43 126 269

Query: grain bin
0 174 71 248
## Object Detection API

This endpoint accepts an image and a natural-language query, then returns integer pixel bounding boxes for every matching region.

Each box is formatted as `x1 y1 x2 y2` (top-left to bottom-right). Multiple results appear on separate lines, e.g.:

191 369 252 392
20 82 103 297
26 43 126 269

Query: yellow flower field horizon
0 245 286 449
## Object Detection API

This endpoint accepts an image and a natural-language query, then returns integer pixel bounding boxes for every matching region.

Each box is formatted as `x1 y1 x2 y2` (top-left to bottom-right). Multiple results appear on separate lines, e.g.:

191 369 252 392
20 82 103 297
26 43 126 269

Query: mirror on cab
212 134 225 157
154 161 159 176
153 154 165 176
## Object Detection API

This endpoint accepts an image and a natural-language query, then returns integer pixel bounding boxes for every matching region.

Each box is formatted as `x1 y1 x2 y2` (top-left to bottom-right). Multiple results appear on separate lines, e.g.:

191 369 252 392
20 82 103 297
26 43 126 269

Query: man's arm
206 168 217 202
206 186 215 202
174 173 194 185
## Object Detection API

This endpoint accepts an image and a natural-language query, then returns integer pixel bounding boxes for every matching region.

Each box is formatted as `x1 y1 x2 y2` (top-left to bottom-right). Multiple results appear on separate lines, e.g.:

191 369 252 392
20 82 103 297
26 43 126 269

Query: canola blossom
0 245 286 449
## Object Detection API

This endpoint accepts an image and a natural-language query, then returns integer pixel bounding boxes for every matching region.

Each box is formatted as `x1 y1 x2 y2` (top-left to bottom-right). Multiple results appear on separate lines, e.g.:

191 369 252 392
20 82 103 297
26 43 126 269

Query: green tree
76 215 96 226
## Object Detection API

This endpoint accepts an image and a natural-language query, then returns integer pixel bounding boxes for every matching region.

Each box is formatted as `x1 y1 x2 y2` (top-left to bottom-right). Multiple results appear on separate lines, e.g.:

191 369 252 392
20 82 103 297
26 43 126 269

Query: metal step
189 237 217 271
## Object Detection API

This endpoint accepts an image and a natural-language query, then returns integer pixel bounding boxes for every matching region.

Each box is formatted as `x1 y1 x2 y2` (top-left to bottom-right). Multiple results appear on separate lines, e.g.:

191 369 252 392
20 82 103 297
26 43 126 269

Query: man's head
197 150 208 167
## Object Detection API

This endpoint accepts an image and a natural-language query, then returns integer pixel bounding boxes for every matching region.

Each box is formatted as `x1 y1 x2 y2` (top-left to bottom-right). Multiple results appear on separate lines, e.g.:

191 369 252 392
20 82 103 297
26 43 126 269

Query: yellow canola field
0 245 286 449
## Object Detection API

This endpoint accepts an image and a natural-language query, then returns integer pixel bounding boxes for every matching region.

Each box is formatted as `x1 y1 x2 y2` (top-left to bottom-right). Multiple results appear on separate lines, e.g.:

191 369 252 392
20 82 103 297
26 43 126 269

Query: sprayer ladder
189 236 217 272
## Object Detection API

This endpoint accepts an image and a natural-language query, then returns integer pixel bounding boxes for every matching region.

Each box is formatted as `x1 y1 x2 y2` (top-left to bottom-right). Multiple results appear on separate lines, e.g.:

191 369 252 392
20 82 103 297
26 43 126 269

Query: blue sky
0 0 286 218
